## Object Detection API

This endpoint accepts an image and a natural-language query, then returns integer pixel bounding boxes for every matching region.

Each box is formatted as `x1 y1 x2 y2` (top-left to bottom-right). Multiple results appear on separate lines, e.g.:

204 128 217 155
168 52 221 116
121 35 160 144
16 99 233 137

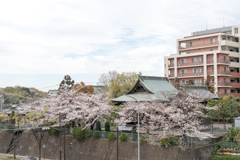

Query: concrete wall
0 131 213 160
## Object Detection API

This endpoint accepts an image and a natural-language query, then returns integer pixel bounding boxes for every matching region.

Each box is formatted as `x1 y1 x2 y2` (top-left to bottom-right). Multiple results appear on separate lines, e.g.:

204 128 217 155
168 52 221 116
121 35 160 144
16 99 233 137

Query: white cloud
0 0 240 88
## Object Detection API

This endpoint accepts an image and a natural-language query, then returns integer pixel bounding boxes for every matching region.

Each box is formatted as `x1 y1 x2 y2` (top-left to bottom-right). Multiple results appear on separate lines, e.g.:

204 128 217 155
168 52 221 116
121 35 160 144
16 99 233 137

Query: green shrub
72 127 90 141
227 127 240 142
132 133 137 141
132 125 137 133
71 121 76 128
107 132 116 141
6 124 14 130
140 135 147 144
105 122 110 131
160 135 178 147
93 131 100 139
96 121 101 131
119 133 127 142
47 128 60 136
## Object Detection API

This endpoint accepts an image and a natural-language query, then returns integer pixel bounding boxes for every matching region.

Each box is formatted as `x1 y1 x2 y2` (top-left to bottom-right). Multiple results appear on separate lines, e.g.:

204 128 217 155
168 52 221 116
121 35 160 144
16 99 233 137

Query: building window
182 69 186 74
188 52 193 54
199 68 203 73
192 58 196 63
172 60 174 64
199 79 204 84
223 56 226 61
224 78 226 83
224 89 227 94
212 67 214 72
192 68 197 73
199 57 203 62
196 40 199 44
192 79 196 84
182 80 186 84
213 78 214 83
173 70 175 74
182 59 186 64
224 67 226 72
210 49 215 51
212 55 214 61
235 28 238 34
210 38 215 44
187 42 192 46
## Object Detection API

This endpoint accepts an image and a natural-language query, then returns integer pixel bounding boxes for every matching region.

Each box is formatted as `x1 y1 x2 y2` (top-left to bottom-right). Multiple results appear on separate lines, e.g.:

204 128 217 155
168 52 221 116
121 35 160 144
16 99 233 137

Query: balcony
231 83 240 88
230 62 240 68
177 72 204 77
231 72 240 78
168 64 174 68
231 93 240 97
177 61 204 67
169 74 174 78
218 82 231 86
218 92 230 97
207 59 230 64
217 70 231 75
179 42 218 50
221 40 239 47
217 59 230 64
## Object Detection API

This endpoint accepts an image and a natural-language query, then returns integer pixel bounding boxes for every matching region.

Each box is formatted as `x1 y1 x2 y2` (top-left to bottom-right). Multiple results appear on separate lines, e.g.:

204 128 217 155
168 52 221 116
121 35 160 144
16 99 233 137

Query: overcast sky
0 0 239 91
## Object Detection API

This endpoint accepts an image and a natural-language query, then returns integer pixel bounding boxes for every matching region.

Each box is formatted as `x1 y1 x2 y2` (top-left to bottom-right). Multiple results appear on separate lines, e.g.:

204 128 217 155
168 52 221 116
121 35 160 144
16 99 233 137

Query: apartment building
164 25 240 97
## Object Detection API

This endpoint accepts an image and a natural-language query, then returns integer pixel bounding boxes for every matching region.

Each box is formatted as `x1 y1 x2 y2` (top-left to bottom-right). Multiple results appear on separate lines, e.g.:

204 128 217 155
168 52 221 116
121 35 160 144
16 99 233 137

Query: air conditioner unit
178 64 181 67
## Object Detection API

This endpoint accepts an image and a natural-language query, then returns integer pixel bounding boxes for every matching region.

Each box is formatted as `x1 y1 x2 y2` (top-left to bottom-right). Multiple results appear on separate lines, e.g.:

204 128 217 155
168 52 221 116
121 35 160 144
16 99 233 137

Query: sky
0 0 240 91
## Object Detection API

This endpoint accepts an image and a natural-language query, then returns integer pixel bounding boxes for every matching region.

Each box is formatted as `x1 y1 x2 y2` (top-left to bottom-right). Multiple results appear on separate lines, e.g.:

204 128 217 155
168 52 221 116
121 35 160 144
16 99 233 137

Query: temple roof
112 76 178 102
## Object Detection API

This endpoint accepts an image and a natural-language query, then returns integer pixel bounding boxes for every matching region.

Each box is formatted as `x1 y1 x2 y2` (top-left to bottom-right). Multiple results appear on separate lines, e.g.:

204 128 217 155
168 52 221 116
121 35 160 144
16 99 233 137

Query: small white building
235 117 240 128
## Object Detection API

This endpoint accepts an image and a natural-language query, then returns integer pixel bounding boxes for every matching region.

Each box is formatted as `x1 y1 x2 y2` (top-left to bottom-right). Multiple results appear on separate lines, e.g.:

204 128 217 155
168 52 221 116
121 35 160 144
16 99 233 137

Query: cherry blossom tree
117 91 216 144
23 85 110 129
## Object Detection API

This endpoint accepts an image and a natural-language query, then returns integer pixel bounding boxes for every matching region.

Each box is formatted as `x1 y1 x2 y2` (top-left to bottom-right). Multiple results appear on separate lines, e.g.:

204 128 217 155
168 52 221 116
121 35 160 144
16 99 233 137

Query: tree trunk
39 140 42 160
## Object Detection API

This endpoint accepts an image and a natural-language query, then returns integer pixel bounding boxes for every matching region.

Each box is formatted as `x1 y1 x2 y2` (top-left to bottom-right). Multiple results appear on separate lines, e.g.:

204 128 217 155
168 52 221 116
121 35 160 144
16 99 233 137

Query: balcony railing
231 93 240 97
231 72 240 78
231 83 240 88
217 59 230 64
177 72 204 77
178 42 218 50
177 61 204 67
218 92 230 97
207 70 231 75
217 70 231 75
169 74 174 77
168 64 174 67
218 82 231 86
207 59 230 64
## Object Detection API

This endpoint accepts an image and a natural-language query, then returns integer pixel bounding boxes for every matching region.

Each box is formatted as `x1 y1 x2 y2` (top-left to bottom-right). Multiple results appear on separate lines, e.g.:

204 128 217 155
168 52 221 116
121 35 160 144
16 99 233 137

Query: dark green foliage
2 86 46 104
47 128 60 136
119 133 127 142
72 127 90 141
227 127 240 142
160 135 178 147
71 121 76 128
140 135 147 144
107 132 116 141
59 75 75 90
132 125 137 133
6 124 14 129
93 131 100 139
105 122 110 131
209 155 240 160
96 121 101 131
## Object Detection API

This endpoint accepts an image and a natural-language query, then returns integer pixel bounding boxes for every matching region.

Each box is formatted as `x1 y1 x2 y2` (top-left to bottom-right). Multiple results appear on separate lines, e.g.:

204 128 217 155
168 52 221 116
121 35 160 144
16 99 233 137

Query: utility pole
59 113 62 160
117 127 118 160
0 92 4 113
64 125 66 160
